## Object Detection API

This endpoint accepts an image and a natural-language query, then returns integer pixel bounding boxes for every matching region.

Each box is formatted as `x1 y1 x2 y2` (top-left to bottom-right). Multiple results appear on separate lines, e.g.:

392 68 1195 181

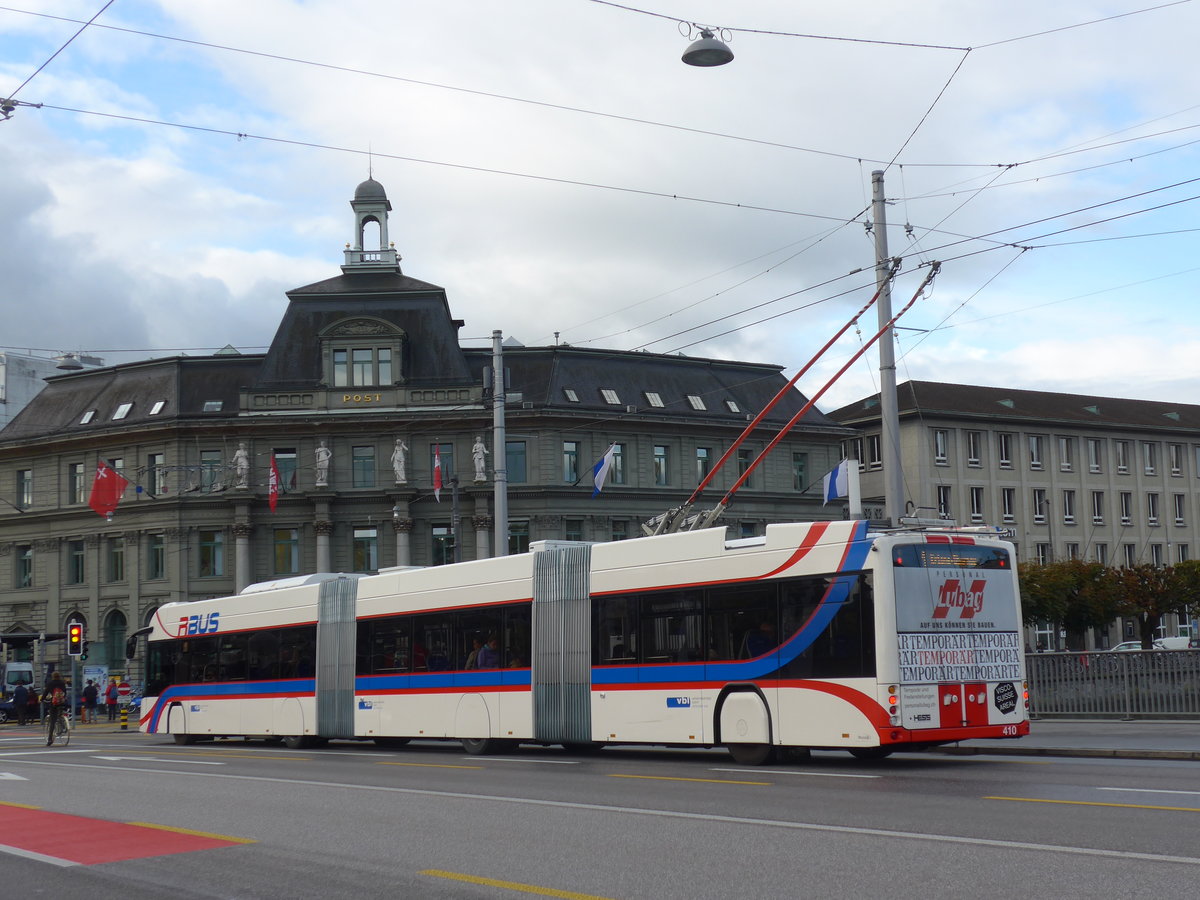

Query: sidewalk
944 719 1200 761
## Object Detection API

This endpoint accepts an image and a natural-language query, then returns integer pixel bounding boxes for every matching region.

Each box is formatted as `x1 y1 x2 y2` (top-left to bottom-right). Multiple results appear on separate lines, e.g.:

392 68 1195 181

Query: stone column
232 522 253 593
473 514 493 561
392 517 413 567
314 520 333 572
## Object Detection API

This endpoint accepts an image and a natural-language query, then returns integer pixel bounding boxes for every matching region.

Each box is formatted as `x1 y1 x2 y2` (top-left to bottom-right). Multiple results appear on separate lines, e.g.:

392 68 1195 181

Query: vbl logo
932 579 986 619
177 612 220 636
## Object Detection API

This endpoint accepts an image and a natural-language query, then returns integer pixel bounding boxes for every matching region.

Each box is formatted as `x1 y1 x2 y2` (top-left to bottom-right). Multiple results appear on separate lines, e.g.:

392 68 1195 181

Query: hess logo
177 612 220 636
933 579 986 619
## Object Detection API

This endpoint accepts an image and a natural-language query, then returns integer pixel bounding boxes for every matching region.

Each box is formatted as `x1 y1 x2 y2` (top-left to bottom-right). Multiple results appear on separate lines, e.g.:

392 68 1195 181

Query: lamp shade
682 30 733 67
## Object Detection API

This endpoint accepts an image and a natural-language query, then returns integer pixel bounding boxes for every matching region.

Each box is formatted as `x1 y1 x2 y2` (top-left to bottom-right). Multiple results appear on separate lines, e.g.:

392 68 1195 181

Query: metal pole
872 170 904 526
451 477 461 563
492 330 509 557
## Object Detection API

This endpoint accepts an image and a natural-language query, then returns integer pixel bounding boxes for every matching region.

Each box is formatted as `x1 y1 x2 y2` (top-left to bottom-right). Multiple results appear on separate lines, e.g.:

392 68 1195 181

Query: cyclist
44 671 67 746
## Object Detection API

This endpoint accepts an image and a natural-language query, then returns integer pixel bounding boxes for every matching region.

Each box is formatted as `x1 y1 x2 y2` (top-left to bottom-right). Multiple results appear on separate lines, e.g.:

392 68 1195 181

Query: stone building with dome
0 178 850 680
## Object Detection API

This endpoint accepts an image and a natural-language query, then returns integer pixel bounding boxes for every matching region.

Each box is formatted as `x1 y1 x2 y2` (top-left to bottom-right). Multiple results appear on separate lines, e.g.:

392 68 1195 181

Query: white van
1 661 34 699
1156 637 1192 650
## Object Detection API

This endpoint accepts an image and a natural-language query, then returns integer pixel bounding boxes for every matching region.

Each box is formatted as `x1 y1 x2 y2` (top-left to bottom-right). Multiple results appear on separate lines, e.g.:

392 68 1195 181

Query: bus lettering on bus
177 612 220 637
932 579 986 619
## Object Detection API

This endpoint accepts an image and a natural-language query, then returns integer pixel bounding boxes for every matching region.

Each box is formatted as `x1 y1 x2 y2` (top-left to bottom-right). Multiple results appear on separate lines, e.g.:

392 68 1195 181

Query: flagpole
492 330 509 557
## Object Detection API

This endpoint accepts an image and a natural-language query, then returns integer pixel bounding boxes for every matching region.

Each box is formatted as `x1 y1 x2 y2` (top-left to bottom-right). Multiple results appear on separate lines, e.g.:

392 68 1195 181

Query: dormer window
79 409 96 424
725 400 740 413
563 388 580 403
149 400 166 415
644 392 664 408
321 318 404 387
112 402 133 420
687 395 707 411
601 389 621 405
202 400 223 412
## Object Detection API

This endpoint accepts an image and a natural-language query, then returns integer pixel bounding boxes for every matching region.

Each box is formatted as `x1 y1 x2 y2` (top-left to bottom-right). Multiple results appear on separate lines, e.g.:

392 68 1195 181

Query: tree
1111 564 1189 648
1018 559 1114 649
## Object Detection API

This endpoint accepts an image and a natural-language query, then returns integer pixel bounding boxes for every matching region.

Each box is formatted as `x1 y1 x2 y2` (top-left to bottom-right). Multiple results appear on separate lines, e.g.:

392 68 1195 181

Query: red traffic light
67 622 84 655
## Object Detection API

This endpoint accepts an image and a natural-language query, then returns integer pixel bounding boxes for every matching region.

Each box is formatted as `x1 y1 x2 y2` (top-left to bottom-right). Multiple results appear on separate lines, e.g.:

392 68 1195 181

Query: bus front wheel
173 733 197 746
726 743 775 766
461 737 496 755
283 735 312 750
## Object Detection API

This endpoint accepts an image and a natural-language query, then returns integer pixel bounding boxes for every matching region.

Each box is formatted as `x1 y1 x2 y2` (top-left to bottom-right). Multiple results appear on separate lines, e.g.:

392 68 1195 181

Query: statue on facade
315 440 332 487
233 442 250 489
391 438 408 484
472 436 489 483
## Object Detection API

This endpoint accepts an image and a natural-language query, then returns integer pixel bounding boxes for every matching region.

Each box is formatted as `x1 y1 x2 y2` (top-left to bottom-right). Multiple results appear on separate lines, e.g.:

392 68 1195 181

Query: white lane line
0 845 77 867
469 757 581 765
0 772 29 780
709 767 880 779
0 748 104 758
11 757 1200 868
1099 787 1200 797
92 756 225 766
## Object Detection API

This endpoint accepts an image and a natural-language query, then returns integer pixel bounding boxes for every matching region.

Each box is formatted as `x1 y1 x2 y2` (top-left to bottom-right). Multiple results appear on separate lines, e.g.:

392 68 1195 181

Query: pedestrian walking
105 677 119 722
12 683 28 726
45 672 67 746
82 679 99 724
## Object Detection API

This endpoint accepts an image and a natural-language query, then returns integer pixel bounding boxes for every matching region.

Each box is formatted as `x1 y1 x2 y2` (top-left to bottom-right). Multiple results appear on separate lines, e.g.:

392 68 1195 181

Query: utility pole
492 330 508 557
872 170 904 526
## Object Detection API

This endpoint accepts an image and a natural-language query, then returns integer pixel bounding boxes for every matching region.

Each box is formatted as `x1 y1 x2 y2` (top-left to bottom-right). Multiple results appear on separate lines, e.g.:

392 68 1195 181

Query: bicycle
45 711 70 747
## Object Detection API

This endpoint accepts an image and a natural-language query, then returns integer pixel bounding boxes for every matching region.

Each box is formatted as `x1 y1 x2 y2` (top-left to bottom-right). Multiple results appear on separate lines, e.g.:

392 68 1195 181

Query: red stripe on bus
0 805 245 865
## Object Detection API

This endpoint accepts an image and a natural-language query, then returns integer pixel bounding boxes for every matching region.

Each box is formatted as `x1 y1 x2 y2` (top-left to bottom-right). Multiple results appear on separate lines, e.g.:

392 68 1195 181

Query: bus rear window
892 543 1010 569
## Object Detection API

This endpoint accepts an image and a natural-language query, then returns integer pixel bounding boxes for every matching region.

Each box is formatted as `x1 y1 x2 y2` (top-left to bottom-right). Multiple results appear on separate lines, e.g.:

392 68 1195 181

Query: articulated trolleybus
141 519 1029 763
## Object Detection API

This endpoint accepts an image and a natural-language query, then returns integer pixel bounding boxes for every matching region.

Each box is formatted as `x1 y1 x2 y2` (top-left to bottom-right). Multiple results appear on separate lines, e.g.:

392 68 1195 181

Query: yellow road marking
377 762 483 770
986 796 1200 813
0 800 40 810
421 869 616 899
608 773 769 786
126 822 257 844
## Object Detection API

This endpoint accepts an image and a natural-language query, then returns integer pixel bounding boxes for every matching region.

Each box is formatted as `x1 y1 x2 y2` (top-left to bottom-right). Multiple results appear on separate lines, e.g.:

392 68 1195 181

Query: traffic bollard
120 706 128 731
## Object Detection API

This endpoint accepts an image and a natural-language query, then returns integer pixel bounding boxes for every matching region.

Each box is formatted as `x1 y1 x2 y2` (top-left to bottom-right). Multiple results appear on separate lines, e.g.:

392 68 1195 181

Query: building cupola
342 177 401 274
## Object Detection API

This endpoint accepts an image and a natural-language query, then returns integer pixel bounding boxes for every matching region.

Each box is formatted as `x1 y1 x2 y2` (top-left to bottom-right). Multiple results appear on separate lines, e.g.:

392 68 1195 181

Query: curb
934 745 1200 761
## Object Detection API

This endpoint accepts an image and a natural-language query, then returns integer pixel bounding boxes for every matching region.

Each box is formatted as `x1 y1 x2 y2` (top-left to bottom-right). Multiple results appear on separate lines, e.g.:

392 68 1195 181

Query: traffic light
67 622 83 656
80 641 90 662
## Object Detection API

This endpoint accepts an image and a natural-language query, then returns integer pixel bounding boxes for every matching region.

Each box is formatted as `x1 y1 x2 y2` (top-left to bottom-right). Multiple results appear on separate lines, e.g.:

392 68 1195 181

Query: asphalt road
2 727 1198 899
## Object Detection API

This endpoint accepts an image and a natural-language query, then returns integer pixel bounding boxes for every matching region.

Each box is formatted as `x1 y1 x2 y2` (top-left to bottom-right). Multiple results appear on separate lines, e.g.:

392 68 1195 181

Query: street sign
117 681 131 697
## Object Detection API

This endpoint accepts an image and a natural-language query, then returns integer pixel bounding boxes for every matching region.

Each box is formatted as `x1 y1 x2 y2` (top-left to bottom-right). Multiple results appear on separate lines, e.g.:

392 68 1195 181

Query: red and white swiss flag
88 460 129 518
268 455 280 512
433 445 443 502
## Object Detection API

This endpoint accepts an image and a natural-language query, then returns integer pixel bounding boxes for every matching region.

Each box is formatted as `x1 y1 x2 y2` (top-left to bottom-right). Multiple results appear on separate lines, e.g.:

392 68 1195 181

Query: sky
3 0 1200 413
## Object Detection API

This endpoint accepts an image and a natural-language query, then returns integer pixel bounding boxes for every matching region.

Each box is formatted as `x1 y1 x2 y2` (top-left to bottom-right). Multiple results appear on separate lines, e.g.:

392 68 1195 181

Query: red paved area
0 802 249 865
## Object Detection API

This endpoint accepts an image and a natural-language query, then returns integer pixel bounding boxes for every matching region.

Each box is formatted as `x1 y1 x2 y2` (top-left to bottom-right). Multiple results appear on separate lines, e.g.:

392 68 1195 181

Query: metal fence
1027 650 1200 718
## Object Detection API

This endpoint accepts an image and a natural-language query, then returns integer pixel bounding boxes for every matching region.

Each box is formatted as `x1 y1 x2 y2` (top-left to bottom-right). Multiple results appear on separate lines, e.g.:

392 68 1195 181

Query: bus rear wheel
461 737 497 755
283 735 312 750
726 743 775 766
174 733 197 745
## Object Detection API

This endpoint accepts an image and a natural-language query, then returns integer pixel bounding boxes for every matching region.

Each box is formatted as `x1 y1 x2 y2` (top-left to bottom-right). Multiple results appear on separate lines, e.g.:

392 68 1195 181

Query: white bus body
140 520 1028 762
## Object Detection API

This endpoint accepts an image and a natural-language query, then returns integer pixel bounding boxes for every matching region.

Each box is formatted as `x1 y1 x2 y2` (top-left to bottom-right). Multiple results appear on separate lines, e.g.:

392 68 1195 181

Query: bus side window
594 595 638 664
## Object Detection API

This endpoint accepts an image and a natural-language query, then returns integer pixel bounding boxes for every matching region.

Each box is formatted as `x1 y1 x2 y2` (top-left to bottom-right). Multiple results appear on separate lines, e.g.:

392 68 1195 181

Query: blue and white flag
822 459 851 505
591 443 618 497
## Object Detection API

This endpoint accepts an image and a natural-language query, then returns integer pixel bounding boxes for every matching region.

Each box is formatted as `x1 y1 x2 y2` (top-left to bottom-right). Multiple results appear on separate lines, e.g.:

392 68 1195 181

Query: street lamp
681 26 733 67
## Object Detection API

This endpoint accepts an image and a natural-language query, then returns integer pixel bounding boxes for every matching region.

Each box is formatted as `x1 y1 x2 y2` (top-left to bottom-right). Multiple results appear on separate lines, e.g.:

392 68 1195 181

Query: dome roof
354 178 388 202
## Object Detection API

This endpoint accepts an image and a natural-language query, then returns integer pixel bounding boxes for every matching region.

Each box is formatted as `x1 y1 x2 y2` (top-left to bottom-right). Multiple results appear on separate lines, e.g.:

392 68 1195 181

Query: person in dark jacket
12 683 28 726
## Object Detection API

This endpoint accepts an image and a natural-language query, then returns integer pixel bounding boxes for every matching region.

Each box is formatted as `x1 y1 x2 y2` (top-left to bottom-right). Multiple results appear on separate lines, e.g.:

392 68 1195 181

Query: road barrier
1027 650 1200 718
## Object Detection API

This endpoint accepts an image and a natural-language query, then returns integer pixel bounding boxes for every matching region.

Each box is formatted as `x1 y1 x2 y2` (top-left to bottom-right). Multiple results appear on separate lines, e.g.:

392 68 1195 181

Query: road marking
377 762 483 770
92 756 225 766
0 773 29 781
608 773 769 786
0 748 103 758
986 796 1200 812
0 800 39 809
178 752 309 761
421 869 615 899
709 767 880 779
127 822 257 844
1100 787 1200 797
13 759 1200 868
471 757 581 765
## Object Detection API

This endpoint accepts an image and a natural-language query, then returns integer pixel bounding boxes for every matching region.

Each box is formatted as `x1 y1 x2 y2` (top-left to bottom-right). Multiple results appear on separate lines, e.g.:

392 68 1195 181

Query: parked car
1111 640 1164 651
0 699 15 724
1156 637 1192 650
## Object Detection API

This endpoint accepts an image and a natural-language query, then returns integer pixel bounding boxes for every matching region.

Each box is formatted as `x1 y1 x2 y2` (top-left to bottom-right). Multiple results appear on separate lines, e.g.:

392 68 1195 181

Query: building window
146 452 165 496
15 545 32 587
1001 487 1015 523
1115 440 1130 473
332 346 395 386
198 530 224 577
600 389 620 405
1120 491 1132 525
644 391 664 408
1095 543 1108 566
933 429 948 465
202 400 223 412
1033 488 1047 523
508 520 530 555
1178 544 1190 563
352 445 376 488
654 445 669 486
80 409 97 424
1169 443 1184 476
68 462 86 504
273 449 297 493
1062 489 1075 525
1123 543 1137 566
147 533 165 580
867 435 882 470
562 441 579 482
506 441 527 484
431 524 454 566
1143 442 1158 476
998 433 1013 469
1151 543 1165 567
15 468 32 509
966 431 982 467
1028 435 1044 470
149 399 166 415
736 448 753 489
1058 436 1074 472
1174 493 1186 526
107 537 125 583
937 485 952 518
1087 438 1103 473
1066 543 1080 560
610 520 629 542
431 443 455 485
353 526 379 571
112 402 133 420
687 394 706 411
725 400 740 413
970 486 984 523
697 447 713 484
67 540 85 585
793 452 808 492
1092 491 1105 525
563 388 579 403
1147 492 1160 526
274 528 299 575
1035 543 1050 565
610 443 626 485
200 450 222 491
565 519 584 542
